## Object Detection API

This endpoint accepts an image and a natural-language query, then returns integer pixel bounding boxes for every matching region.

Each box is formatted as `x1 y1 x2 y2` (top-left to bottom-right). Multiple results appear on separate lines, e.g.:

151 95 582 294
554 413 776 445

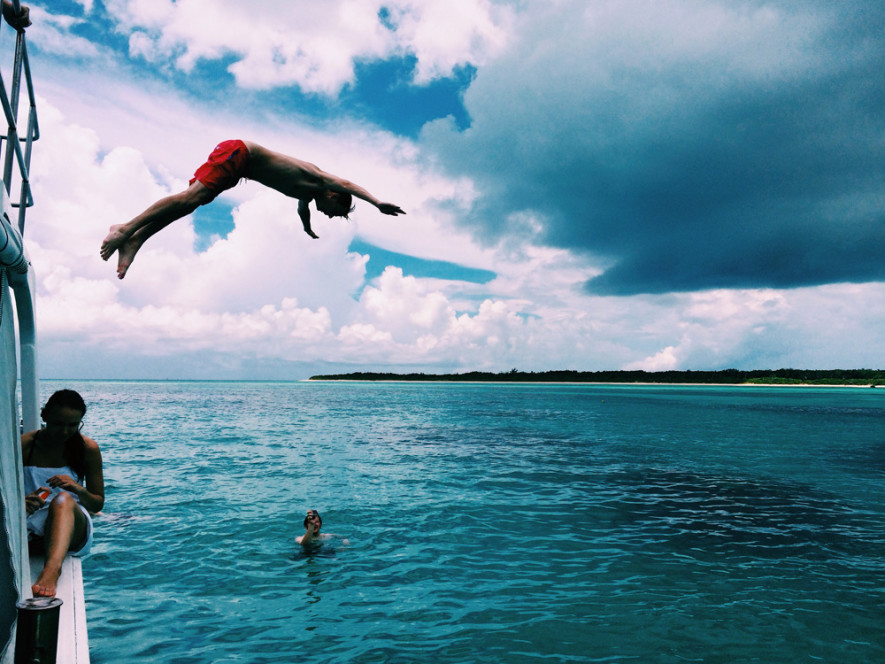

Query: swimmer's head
303 510 322 530
316 190 354 219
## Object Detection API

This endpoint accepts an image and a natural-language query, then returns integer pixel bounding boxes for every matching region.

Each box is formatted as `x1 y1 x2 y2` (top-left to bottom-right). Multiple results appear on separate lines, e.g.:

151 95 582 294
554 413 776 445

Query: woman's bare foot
32 562 62 597
100 224 130 261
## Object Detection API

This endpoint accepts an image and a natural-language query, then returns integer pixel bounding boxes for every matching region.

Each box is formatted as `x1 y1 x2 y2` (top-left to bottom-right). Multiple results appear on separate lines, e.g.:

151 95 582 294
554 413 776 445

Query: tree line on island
310 368 884 386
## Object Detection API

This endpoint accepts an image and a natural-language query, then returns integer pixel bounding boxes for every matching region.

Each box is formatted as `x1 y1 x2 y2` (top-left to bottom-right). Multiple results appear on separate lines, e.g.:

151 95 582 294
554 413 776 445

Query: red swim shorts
190 139 250 197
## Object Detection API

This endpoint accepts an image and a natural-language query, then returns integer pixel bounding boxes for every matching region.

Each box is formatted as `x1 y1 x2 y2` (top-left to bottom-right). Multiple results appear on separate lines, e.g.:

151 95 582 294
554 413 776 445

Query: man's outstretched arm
300 162 405 216
330 177 405 216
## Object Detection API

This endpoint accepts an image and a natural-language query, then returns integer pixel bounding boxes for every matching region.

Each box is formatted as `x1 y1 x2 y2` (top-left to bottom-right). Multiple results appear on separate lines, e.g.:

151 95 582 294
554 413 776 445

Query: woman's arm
20 429 35 457
82 438 105 511
51 437 104 513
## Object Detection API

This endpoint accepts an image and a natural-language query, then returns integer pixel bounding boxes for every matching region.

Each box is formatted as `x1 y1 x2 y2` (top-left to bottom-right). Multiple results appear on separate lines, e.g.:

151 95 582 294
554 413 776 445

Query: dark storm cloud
423 0 885 295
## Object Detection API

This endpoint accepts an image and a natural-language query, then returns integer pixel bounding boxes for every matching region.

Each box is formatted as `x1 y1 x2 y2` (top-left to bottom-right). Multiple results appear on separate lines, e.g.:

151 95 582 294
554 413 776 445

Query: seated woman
21 389 104 597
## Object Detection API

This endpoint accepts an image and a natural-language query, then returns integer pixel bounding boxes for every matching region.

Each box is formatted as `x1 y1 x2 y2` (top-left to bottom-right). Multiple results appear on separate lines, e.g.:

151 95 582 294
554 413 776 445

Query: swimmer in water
296 509 325 546
296 509 349 547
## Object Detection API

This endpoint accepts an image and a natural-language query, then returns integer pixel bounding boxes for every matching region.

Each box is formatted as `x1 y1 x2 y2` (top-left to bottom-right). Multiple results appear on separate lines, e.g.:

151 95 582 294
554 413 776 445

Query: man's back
243 141 325 199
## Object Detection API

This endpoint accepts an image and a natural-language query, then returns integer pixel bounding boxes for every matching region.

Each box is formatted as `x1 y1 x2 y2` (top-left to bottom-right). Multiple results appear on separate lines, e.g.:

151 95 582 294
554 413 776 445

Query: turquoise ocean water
42 380 884 663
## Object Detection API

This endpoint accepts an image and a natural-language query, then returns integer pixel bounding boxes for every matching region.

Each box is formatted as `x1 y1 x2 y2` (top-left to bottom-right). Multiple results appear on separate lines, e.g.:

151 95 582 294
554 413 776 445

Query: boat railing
0 0 38 236
0 0 39 434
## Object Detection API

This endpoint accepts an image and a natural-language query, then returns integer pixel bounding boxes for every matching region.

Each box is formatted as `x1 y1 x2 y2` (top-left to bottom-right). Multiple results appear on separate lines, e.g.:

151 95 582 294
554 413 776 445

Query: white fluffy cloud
25 7 104 58
98 0 512 94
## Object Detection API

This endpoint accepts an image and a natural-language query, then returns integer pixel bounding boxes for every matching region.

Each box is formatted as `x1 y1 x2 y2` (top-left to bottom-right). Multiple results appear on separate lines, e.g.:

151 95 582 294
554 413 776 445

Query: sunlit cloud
98 0 512 94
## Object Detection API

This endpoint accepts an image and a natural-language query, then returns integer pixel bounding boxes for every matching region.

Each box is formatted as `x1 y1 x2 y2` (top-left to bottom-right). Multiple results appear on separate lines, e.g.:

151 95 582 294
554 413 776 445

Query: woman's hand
24 487 50 516
47 474 82 494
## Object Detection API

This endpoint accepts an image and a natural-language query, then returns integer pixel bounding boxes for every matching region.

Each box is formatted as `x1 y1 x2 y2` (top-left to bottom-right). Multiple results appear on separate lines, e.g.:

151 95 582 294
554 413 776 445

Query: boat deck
28 555 90 664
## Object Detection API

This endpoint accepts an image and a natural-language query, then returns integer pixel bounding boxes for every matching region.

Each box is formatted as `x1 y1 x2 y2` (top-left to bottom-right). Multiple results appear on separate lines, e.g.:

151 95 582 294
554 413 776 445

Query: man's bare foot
100 224 129 261
115 238 141 279
32 562 62 597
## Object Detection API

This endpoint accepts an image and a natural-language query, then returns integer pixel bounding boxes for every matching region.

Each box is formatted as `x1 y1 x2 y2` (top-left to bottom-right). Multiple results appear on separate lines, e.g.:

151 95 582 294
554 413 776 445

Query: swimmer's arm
297 525 318 547
298 198 318 239
321 532 350 546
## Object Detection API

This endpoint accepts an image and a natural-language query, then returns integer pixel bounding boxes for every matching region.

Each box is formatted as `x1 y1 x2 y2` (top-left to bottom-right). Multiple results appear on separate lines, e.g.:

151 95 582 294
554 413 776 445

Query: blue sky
10 0 885 379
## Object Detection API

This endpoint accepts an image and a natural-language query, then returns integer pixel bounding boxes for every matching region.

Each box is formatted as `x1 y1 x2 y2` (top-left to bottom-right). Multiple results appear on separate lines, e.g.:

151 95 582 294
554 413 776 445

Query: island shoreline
308 369 883 387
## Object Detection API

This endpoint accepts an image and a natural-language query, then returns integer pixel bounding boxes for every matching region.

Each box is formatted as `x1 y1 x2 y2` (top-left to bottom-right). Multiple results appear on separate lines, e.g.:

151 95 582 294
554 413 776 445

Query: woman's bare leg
32 494 87 597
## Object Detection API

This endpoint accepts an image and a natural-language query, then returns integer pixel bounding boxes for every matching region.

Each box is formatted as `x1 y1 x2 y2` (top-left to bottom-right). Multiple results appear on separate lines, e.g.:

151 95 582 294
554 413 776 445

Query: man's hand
377 203 405 216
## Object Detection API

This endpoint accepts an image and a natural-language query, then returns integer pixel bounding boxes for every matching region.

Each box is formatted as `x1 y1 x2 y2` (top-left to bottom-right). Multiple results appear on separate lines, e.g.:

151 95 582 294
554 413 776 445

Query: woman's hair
42 389 88 481
43 389 87 415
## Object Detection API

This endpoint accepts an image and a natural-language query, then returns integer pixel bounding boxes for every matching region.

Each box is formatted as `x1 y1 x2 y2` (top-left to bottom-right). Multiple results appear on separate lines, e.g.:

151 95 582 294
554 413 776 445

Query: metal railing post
0 0 36 235
2 31 22 191
14 597 63 664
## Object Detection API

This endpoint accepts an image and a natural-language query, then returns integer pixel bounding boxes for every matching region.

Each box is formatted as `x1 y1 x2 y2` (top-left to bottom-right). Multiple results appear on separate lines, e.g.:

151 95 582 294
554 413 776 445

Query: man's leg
31 494 87 597
101 181 214 279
